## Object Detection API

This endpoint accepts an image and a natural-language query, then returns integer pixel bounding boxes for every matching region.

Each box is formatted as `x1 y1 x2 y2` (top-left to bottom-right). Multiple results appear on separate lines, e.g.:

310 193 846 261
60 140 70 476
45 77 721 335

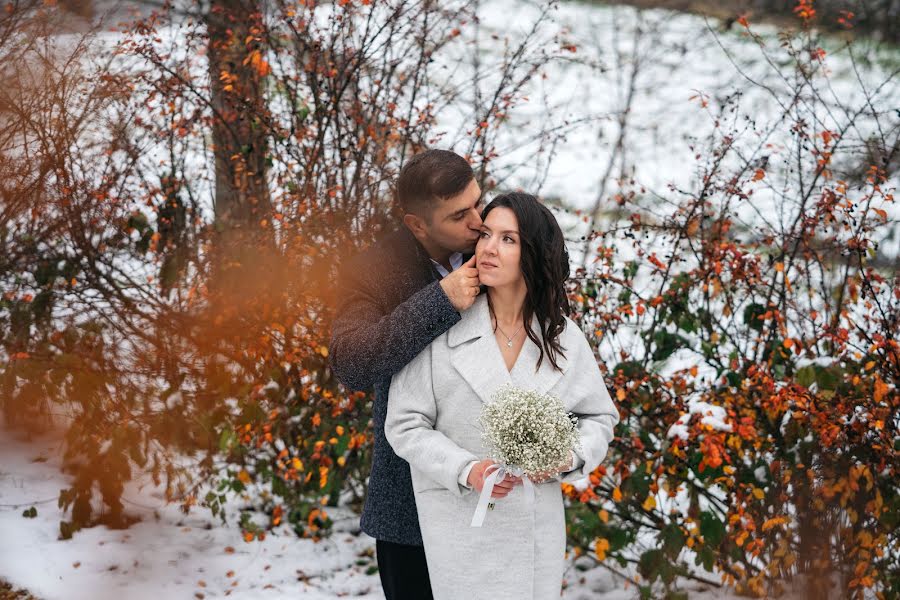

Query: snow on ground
1 424 820 600
0 426 382 600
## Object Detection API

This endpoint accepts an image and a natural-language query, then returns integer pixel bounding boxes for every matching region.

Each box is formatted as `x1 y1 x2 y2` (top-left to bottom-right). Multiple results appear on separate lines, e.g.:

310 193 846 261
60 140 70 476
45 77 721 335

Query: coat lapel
448 294 570 403
448 295 510 404
510 322 570 396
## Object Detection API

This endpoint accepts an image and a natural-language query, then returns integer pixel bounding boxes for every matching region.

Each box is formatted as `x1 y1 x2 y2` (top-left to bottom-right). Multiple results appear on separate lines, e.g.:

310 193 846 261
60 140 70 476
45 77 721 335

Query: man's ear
402 212 429 242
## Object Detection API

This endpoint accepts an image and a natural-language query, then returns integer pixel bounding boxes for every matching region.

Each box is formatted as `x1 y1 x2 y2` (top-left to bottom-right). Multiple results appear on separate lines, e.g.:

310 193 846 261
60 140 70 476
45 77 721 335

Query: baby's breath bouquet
479 384 581 479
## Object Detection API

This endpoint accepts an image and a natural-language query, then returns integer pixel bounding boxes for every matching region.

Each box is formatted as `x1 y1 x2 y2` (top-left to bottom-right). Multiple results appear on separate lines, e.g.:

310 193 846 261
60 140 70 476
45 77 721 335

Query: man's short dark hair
396 149 474 221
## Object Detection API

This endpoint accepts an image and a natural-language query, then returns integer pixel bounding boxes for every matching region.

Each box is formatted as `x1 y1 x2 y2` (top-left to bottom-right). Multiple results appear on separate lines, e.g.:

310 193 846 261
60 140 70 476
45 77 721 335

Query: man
329 149 484 599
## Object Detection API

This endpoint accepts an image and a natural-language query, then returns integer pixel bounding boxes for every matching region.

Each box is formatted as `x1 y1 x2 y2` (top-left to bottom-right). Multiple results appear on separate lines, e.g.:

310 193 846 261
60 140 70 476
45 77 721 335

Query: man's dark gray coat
329 225 468 545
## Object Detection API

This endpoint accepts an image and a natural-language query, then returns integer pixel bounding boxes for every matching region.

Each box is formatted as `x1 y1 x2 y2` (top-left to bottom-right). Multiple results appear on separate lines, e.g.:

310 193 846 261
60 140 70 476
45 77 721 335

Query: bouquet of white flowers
470 384 581 526
480 384 581 478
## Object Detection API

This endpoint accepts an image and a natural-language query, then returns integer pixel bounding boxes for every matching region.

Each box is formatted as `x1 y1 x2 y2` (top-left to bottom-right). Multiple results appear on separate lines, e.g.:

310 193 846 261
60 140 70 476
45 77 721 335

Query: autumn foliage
563 8 899 599
0 0 897 598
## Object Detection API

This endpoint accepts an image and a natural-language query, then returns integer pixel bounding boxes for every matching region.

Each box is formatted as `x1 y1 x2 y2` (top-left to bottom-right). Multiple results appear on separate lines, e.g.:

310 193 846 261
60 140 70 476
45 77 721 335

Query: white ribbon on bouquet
470 463 534 527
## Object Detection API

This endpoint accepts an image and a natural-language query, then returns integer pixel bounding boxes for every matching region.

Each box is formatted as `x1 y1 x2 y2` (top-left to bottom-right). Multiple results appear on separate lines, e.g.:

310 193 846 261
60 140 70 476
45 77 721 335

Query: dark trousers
376 538 434 600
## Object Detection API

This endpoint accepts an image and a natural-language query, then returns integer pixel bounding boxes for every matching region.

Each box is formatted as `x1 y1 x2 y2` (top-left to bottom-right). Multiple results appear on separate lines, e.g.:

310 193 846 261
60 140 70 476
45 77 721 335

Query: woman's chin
478 273 507 287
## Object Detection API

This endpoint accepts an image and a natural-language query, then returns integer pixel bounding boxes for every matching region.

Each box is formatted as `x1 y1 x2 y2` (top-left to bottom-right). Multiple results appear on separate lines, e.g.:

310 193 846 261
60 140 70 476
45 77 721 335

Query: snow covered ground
0 424 383 600
0 424 822 600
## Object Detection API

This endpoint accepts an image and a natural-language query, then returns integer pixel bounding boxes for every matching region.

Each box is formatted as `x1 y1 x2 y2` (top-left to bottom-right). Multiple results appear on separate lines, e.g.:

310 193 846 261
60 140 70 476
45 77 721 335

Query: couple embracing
330 149 620 600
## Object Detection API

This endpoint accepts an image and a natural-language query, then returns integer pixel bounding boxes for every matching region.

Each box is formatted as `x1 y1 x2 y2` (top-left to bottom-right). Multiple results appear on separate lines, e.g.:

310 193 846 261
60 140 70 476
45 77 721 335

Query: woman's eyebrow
480 226 519 235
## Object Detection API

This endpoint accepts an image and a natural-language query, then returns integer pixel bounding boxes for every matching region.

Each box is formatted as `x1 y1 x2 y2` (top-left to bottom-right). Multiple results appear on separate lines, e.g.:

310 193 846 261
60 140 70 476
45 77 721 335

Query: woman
385 192 620 599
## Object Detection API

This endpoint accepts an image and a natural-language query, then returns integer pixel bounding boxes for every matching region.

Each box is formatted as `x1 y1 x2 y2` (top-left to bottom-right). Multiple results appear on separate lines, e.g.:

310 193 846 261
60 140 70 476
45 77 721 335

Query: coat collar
447 294 570 404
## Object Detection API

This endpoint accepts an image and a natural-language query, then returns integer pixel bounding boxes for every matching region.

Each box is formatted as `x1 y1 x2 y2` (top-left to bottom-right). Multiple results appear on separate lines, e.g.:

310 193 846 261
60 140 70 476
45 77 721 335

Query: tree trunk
205 0 278 307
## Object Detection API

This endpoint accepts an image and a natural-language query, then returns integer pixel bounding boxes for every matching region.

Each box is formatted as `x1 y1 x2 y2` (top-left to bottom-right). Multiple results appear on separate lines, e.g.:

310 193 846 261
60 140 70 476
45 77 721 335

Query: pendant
506 339 513 347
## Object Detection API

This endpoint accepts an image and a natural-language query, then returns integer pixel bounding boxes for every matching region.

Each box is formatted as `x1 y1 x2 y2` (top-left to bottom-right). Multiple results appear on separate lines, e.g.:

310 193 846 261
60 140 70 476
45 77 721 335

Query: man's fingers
464 254 477 267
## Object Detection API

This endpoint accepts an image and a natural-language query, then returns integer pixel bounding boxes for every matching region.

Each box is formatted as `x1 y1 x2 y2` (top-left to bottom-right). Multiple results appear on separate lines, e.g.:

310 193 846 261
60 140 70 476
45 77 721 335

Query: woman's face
476 206 522 288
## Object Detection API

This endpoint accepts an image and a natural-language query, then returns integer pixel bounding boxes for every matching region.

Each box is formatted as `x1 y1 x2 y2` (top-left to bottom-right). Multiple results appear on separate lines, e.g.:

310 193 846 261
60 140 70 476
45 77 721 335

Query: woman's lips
480 261 498 269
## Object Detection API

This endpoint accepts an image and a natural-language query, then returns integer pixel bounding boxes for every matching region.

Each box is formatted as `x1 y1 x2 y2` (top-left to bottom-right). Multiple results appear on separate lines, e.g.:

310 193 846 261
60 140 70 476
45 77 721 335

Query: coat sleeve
385 344 479 496
558 326 621 483
329 256 461 391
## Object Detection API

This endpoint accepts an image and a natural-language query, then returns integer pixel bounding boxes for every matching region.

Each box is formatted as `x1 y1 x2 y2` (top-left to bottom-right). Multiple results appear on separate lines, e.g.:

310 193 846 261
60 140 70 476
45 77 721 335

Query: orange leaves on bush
219 70 238 92
243 50 271 78
792 0 816 22
648 253 666 270
873 376 889 403
752 168 766 181
837 10 854 28
594 538 610 560
734 416 757 440
307 508 327 530
689 90 709 108
237 469 251 484
612 487 623 502
761 516 789 532
736 14 750 28
698 434 727 472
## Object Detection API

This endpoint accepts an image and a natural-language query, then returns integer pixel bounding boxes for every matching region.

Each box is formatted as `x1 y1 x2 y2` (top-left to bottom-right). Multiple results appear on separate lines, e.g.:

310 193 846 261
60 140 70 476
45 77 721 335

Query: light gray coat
385 294 620 600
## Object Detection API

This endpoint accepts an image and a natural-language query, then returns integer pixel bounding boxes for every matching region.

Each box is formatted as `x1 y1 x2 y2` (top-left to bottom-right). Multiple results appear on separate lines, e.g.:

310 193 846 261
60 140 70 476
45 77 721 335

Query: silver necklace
494 320 523 348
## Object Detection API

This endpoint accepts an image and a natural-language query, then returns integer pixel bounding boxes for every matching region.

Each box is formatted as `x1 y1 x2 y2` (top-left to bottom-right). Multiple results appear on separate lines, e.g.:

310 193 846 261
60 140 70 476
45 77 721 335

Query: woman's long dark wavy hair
482 192 571 372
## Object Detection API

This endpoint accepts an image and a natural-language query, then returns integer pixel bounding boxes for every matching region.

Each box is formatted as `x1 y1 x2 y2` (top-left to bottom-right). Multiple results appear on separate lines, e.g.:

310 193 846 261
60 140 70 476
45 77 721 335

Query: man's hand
529 451 576 484
467 459 521 498
439 255 480 312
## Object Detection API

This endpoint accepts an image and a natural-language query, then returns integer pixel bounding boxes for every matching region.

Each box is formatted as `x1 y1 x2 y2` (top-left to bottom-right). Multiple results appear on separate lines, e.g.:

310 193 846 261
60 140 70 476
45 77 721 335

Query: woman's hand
467 460 522 498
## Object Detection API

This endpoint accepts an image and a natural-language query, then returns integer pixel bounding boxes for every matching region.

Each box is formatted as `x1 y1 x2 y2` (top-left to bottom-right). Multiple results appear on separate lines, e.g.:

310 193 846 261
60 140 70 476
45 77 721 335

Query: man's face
420 179 484 254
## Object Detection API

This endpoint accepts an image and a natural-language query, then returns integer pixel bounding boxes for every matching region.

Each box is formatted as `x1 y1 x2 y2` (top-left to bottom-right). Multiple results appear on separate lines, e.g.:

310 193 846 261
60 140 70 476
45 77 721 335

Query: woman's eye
480 231 489 238
503 235 514 243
